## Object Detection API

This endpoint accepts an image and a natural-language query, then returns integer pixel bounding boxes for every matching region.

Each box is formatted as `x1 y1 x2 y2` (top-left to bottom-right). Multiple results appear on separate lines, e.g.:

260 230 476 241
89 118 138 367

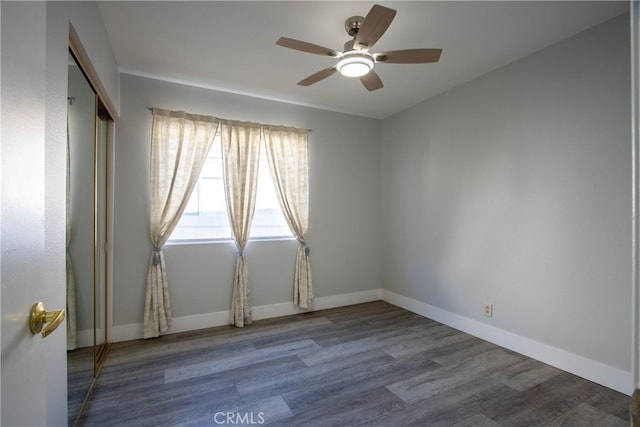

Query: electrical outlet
483 303 493 318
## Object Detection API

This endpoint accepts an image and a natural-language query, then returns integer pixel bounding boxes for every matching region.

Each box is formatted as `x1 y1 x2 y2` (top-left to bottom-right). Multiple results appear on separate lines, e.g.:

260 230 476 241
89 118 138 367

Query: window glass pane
171 135 231 240
251 143 291 238
199 178 225 215
169 134 293 242
182 185 199 216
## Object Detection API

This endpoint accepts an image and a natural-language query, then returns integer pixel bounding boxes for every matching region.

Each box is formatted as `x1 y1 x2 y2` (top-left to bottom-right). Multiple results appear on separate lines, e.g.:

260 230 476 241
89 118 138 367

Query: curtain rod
145 107 312 132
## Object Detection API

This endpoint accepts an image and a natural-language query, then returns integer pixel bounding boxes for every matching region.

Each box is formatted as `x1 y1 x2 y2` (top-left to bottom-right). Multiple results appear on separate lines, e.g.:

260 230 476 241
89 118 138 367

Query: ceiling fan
276 4 442 91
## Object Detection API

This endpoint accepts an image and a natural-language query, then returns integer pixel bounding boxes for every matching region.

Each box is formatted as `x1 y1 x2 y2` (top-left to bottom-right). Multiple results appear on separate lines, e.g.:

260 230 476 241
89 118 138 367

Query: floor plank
386 348 522 404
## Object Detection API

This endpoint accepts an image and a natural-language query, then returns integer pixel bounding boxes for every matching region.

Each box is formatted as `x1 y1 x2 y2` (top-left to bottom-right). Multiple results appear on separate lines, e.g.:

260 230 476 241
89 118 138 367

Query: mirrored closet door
66 48 112 426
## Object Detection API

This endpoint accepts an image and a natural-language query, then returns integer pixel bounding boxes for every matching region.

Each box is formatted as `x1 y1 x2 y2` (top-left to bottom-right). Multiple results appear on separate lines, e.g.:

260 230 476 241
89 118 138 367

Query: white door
1 2 68 426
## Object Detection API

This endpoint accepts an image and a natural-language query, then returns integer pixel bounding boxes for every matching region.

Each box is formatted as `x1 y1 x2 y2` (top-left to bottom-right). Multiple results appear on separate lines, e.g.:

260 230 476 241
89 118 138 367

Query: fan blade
375 49 442 64
276 37 339 57
360 70 383 91
354 4 396 50
298 66 338 86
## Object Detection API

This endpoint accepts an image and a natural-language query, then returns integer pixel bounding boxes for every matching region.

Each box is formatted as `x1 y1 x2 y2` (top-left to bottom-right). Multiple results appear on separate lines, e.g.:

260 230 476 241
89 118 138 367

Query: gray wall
112 74 382 327
380 14 631 372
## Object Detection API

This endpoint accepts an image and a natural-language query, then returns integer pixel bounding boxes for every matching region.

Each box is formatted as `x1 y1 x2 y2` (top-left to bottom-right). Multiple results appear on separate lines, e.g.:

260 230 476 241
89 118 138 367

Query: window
169 133 292 242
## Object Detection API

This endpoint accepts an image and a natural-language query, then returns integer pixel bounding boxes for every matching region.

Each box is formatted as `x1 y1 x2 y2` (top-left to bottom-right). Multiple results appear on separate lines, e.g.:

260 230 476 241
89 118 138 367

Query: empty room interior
2 1 639 426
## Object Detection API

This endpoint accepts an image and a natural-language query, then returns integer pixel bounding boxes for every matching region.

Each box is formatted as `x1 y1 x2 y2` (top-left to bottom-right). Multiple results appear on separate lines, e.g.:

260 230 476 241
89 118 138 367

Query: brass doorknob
29 302 65 338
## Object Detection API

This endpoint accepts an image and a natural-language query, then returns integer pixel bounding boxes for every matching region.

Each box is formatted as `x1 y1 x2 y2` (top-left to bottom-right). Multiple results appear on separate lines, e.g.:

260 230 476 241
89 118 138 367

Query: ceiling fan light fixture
336 51 374 77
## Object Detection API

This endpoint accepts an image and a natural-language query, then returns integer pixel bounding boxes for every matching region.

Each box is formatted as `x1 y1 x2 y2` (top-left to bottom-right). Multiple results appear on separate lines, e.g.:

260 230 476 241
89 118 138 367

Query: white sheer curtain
263 126 313 309
220 120 262 327
145 109 219 338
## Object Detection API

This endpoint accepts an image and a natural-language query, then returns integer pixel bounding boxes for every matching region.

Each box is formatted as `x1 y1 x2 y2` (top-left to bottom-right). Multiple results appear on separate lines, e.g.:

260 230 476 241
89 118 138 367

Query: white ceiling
98 1 629 119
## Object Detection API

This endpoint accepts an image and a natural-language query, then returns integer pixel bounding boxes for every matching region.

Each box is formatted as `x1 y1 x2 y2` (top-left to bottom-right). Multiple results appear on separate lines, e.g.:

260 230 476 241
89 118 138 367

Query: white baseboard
110 288 382 343
380 289 633 396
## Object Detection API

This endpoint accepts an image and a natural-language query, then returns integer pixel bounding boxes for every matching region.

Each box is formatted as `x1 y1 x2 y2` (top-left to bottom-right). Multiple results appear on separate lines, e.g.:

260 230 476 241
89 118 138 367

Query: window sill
166 235 296 247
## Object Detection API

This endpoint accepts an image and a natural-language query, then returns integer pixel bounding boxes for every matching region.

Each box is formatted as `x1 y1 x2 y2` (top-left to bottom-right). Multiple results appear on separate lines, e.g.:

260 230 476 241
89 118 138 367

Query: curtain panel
144 109 219 338
220 120 262 327
263 126 313 309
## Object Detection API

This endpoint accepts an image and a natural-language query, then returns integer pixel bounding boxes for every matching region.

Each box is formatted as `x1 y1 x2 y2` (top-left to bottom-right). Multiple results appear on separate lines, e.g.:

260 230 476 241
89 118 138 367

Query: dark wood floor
77 301 630 426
